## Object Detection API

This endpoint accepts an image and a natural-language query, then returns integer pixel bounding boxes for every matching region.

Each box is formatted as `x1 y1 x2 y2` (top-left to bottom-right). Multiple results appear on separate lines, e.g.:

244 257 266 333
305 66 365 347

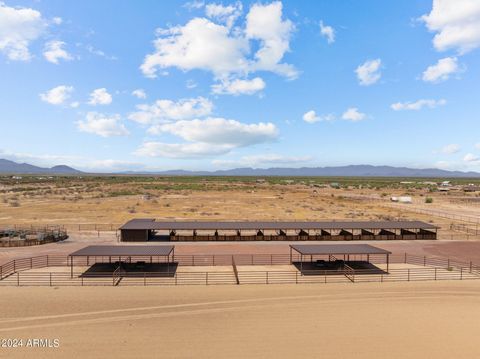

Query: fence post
50 273 52 287
470 262 472 273
30 257 32 269
266 271 269 284
435 268 437 280
144 272 146 286
295 271 298 284
17 272 19 286
460 267 463 280
424 256 426 266
447 258 450 269
206 272 209 285
404 253 407 264
408 269 410 281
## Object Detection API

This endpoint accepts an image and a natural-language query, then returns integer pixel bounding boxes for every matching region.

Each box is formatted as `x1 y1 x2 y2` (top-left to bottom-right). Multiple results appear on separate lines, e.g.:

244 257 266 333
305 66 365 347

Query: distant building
463 185 480 192
390 196 412 203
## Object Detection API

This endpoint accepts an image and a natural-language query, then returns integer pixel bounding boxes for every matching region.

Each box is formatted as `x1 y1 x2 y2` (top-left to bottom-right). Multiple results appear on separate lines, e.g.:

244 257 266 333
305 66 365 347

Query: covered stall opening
289 243 392 274
68 245 175 278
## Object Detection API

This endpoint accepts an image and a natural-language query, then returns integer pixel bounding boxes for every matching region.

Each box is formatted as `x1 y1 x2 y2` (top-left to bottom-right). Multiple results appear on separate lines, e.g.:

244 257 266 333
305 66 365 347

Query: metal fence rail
1 253 479 286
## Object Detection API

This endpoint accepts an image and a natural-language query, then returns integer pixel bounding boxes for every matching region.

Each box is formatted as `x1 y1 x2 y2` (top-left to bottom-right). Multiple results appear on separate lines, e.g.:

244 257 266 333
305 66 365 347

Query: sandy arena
1 282 480 358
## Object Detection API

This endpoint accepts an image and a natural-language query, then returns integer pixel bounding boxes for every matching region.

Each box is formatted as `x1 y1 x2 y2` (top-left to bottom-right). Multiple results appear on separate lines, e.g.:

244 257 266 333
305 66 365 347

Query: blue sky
1 0 480 172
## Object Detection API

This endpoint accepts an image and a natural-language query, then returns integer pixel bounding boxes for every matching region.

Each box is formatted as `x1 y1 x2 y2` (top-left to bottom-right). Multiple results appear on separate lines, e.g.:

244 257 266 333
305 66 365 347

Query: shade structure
290 244 391 256
68 245 175 278
289 243 391 273
70 245 174 257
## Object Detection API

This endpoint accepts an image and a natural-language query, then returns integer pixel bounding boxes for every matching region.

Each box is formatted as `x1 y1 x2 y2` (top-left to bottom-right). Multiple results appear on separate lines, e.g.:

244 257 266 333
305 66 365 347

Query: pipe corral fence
0 226 68 247
0 253 478 286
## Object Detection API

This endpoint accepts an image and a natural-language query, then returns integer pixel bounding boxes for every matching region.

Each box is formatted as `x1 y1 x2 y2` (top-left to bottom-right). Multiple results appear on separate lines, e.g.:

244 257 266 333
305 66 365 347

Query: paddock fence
1 253 479 286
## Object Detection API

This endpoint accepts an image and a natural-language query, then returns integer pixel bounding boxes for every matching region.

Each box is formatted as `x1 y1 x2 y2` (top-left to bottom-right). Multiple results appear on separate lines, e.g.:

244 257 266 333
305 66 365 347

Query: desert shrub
9 200 20 207
425 197 433 204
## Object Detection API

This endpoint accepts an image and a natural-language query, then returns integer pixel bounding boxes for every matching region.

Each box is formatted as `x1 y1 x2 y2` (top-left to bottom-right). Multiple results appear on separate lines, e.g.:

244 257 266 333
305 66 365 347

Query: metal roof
119 219 438 231
69 245 174 257
290 244 391 255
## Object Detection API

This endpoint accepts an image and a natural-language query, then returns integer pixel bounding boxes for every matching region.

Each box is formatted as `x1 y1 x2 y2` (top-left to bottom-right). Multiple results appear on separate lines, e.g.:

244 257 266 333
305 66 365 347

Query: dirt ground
1 177 479 240
1 281 480 359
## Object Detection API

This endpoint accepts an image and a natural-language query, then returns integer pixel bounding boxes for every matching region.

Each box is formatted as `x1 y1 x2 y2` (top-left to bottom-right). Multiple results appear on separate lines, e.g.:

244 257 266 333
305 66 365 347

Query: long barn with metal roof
119 219 438 241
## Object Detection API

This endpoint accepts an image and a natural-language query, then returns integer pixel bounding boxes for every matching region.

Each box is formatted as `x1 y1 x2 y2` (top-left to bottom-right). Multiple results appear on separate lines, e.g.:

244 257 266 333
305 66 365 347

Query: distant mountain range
120 165 480 177
1 158 479 177
0 159 81 174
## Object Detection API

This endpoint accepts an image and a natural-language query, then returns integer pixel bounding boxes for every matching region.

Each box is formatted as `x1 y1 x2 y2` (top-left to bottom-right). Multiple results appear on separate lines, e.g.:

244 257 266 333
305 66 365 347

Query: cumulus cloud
88 88 113 105
211 77 265 95
140 1 297 81
131 89 147 99
39 85 74 105
136 117 278 158
141 17 249 78
441 144 461 154
319 21 335 44
464 153 479 162
43 40 72 64
342 107 366 122
205 2 242 28
129 97 213 125
421 0 480 54
302 110 335 123
355 59 382 86
149 117 278 146
0 3 47 61
422 57 460 83
245 2 297 79
77 112 129 137
391 99 446 111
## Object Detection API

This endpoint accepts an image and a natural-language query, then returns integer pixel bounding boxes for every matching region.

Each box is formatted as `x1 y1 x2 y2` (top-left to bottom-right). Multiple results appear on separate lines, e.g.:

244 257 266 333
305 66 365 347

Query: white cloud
70 101 80 108
319 21 335 44
77 112 129 137
211 77 265 95
39 85 74 105
441 144 461 154
0 3 47 61
183 0 205 11
464 153 479 162
342 107 366 122
43 40 72 64
245 1 297 79
128 97 213 125
302 110 335 123
149 117 278 146
355 59 382 86
131 89 147 99
88 88 112 105
141 17 249 78
137 117 278 159
212 153 311 167
141 1 297 81
422 57 460 83
186 79 197 89
421 0 480 54
475 143 480 150
391 99 446 111
52 17 62 25
205 2 242 28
